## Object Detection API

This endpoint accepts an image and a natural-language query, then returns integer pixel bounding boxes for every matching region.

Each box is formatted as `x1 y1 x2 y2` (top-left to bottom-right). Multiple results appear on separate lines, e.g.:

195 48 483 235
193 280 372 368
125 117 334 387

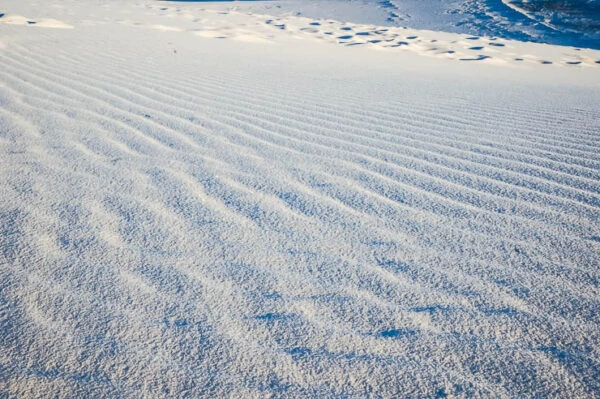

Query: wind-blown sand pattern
1 1 599 397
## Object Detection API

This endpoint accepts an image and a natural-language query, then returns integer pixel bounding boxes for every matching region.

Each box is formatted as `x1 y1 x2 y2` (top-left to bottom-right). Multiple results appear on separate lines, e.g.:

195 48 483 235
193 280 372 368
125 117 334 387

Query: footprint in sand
460 55 490 61
259 13 598 67
265 20 285 30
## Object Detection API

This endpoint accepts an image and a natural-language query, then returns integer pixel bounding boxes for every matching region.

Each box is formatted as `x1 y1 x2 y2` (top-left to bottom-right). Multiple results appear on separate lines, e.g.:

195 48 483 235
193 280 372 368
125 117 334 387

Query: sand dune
1 1 599 397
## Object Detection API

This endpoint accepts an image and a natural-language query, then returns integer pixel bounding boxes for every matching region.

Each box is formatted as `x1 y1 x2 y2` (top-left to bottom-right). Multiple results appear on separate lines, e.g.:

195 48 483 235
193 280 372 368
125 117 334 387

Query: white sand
1 1 599 397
